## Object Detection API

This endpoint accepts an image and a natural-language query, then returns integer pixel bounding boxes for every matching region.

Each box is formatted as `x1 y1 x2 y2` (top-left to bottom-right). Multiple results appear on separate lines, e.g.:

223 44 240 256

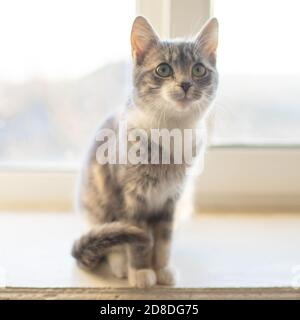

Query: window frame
0 0 299 212
1 146 300 212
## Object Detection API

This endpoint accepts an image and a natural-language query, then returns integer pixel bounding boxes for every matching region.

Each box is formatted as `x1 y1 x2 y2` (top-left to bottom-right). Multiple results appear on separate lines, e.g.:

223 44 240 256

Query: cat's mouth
165 89 202 110
175 95 199 108
177 96 191 104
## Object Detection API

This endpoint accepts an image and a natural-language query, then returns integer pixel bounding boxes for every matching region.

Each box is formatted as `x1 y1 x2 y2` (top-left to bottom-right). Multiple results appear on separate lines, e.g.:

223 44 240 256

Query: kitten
72 16 218 288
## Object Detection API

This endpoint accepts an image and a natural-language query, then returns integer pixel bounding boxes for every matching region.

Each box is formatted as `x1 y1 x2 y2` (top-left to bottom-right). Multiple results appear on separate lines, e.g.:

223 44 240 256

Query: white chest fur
143 176 181 212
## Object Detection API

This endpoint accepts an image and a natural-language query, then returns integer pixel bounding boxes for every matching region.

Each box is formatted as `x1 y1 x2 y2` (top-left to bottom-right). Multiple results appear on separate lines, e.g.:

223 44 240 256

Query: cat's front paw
128 268 157 288
156 267 177 285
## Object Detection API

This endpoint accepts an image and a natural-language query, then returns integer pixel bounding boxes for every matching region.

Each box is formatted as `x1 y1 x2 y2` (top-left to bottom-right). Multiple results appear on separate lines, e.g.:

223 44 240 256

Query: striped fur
72 16 219 288
72 222 151 270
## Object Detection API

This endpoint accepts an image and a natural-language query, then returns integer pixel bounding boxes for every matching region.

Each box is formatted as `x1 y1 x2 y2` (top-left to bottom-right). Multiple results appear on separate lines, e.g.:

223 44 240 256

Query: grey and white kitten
72 16 218 288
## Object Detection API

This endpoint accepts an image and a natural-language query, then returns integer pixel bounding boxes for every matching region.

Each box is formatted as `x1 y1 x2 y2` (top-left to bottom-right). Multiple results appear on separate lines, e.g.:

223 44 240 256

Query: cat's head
131 16 218 119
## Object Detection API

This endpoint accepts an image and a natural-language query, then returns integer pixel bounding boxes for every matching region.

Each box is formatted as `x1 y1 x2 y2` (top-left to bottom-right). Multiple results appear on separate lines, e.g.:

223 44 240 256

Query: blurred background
0 0 299 166
0 0 299 294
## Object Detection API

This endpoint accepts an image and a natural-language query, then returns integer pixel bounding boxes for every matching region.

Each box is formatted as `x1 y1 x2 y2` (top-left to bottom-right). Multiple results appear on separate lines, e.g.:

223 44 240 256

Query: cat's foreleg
126 221 156 288
152 214 176 285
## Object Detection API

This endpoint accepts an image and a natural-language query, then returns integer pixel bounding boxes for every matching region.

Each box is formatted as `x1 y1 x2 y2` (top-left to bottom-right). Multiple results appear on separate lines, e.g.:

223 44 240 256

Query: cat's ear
195 17 218 62
131 16 160 64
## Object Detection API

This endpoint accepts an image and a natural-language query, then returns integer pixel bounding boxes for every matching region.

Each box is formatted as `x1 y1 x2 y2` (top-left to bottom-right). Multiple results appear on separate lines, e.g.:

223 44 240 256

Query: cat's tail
71 222 150 270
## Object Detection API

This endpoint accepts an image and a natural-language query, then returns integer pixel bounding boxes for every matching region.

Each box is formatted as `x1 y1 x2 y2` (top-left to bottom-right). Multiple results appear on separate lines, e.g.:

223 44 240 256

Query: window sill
0 211 300 299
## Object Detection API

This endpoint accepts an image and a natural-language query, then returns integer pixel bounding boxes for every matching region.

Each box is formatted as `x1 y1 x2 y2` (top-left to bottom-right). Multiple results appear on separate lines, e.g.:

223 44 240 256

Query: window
212 0 300 145
0 0 299 212
0 0 135 164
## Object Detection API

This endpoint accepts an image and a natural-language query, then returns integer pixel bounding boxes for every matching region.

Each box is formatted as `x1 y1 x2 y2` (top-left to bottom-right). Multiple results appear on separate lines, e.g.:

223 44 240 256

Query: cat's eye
192 63 207 77
155 63 173 78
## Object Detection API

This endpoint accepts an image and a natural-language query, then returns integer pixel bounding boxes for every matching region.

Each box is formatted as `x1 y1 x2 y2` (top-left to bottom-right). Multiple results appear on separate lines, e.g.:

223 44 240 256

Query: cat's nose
180 82 192 93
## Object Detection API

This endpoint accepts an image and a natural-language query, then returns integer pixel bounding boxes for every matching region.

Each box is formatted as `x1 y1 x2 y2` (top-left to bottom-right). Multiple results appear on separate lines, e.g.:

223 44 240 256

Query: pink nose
180 82 192 93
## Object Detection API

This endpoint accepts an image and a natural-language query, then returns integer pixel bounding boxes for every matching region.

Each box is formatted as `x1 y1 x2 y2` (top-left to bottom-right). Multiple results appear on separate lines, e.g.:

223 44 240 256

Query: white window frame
0 0 299 212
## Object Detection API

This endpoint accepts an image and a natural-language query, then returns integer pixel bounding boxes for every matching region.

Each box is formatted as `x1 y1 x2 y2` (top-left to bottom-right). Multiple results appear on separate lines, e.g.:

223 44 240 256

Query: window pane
212 0 300 145
0 0 135 163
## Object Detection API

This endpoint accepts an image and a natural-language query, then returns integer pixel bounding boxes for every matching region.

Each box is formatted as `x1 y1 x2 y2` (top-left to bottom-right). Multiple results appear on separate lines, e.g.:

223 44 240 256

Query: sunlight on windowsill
1 211 300 299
